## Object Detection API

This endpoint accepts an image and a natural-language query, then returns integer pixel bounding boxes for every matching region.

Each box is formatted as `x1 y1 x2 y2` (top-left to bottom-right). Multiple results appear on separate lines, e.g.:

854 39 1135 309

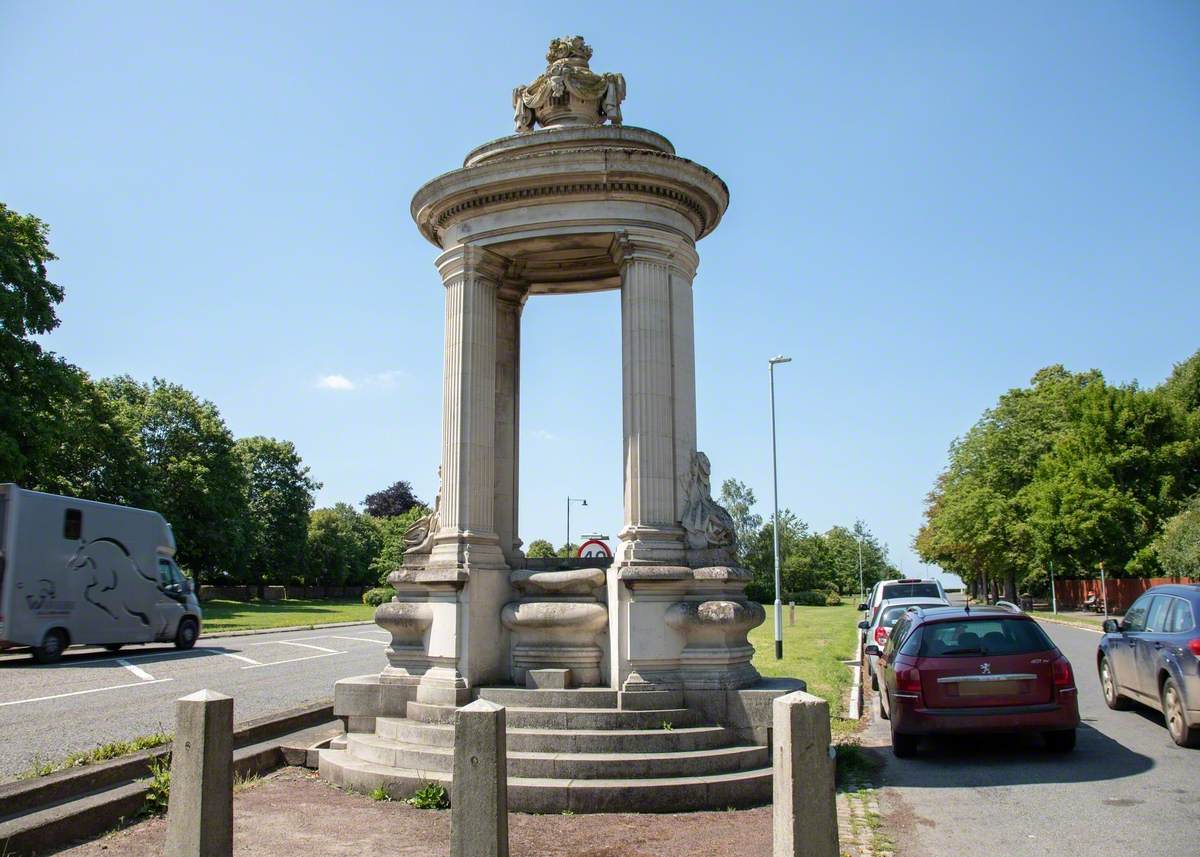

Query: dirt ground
58 768 773 857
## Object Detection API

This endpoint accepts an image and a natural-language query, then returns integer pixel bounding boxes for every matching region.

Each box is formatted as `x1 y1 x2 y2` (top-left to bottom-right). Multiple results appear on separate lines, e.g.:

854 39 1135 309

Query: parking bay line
275 641 342 654
0 678 174 708
327 635 389 645
240 651 342 670
116 658 156 681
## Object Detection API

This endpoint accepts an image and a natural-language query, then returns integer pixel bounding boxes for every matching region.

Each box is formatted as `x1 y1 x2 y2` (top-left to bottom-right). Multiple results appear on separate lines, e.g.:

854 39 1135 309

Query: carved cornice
434 244 510 284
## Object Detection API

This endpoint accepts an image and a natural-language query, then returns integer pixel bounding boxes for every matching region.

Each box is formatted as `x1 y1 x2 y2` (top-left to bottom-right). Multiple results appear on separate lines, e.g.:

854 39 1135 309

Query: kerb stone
451 698 508 857
166 689 233 857
772 691 838 857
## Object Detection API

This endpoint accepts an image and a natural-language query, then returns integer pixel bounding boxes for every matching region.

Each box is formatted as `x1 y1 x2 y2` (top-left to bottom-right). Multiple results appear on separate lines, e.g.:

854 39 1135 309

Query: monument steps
343 732 768 779
318 748 772 814
407 701 699 731
376 717 735 753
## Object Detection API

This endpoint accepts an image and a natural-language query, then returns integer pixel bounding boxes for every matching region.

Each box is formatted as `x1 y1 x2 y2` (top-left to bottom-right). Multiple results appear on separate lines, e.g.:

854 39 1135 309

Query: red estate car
869 605 1080 757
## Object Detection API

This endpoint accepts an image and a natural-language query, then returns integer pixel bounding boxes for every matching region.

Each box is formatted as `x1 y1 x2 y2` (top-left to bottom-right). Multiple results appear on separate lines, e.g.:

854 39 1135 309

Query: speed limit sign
577 539 612 559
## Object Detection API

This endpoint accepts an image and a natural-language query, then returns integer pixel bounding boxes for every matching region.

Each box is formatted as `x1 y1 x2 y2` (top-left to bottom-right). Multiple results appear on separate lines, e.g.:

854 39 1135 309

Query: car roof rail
994 600 1023 613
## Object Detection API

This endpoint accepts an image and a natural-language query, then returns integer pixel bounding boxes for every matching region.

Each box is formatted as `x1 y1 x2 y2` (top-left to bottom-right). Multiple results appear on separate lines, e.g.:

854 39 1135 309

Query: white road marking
276 640 342 654
0 678 174 708
240 651 341 669
327 635 389 645
116 658 156 681
203 649 262 666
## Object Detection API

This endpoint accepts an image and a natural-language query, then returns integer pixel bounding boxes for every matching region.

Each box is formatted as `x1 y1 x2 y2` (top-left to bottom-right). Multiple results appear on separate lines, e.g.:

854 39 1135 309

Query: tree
101 376 249 585
234 437 320 590
1155 496 1200 578
306 503 381 586
719 478 762 565
369 505 430 584
363 480 421 518
526 539 556 559
557 542 580 558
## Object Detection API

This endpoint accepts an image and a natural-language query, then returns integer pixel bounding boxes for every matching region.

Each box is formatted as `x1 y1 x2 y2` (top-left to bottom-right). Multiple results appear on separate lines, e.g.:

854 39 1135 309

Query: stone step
375 717 734 754
319 748 771 813
407 701 697 730
475 687 684 711
345 732 768 779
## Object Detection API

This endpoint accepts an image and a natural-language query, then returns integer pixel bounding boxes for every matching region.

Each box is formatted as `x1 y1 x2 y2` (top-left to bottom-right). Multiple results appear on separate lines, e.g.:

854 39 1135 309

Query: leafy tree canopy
364 480 422 518
526 539 556 559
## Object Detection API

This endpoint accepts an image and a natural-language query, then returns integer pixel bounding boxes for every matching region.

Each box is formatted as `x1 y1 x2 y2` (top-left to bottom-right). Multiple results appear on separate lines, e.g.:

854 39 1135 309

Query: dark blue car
1097 584 1200 747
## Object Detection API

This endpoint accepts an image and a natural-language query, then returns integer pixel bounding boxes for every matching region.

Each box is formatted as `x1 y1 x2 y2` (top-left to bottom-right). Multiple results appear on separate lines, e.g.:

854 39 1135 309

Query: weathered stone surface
451 699 508 857
772 691 838 857
527 668 572 689
166 689 233 857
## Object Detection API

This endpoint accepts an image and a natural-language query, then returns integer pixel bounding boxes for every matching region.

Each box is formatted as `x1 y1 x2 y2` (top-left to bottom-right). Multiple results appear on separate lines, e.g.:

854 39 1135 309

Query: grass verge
749 603 860 737
199 598 376 633
1029 610 1115 631
17 730 172 780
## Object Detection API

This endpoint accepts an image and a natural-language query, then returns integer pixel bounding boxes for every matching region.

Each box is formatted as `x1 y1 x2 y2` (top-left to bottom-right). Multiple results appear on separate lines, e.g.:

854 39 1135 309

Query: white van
0 485 202 663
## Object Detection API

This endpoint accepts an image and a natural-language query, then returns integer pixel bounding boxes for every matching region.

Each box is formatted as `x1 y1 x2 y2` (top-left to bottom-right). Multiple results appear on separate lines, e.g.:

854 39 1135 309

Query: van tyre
103 644 124 652
33 629 68 664
1099 656 1132 710
1162 677 1200 748
175 618 198 650
1043 729 1076 753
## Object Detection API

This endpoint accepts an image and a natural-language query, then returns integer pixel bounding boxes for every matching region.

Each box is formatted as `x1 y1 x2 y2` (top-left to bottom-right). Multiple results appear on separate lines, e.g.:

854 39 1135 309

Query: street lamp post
857 534 865 605
769 355 792 660
566 497 587 556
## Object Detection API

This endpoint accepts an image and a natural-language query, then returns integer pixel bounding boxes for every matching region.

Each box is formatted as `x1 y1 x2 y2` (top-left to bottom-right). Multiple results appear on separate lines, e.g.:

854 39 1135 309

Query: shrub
824 591 842 606
363 587 393 607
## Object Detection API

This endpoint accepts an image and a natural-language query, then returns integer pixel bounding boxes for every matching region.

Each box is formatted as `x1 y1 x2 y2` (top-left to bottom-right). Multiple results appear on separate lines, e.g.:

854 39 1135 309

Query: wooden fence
1052 577 1199 613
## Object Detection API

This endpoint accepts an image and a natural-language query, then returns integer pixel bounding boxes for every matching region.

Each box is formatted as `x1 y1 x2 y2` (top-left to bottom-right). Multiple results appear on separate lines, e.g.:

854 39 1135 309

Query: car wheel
175 618 199 650
1043 729 1076 753
32 629 68 664
878 688 889 721
1099 656 1133 711
1162 678 1200 748
103 644 124 652
891 725 917 758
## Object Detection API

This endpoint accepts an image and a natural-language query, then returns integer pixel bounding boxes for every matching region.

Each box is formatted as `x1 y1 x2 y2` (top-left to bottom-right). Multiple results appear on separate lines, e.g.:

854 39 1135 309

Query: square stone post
451 699 508 857
616 232 700 566
166 689 233 857
772 691 838 857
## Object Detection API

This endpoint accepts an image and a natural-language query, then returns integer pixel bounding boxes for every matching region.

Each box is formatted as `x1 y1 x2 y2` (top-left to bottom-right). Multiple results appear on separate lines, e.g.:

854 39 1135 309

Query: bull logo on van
68 538 158 629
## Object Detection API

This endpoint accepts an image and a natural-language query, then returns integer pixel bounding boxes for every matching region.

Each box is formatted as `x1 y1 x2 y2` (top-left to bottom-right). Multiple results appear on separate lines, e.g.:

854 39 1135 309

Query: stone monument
321 36 805 812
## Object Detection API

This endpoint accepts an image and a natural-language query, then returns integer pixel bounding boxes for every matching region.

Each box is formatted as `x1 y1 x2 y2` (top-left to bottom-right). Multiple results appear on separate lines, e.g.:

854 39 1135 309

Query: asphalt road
867 619 1200 857
0 623 390 781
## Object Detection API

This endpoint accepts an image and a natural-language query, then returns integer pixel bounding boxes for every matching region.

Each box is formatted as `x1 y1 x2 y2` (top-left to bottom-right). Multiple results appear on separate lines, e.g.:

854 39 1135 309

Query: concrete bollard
788 601 795 626
772 691 838 857
166 689 233 857
451 699 508 857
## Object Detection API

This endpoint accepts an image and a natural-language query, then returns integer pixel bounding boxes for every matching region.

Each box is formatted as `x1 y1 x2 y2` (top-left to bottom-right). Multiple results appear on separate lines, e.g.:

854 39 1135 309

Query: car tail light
1052 656 1075 689
1188 638 1200 657
896 666 922 694
874 626 889 646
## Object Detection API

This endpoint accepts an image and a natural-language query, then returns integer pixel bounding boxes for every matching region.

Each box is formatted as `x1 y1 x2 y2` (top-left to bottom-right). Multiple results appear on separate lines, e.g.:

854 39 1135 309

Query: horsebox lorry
0 485 202 663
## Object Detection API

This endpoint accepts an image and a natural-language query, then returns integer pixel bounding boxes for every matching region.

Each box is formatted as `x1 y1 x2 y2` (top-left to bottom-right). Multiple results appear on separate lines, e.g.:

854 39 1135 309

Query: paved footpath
0 623 390 781
867 620 1200 857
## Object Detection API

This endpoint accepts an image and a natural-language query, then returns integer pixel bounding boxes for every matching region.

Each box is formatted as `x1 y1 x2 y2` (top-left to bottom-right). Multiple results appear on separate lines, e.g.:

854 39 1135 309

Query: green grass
17 730 172 779
1029 610 1115 631
749 603 859 729
199 598 376 633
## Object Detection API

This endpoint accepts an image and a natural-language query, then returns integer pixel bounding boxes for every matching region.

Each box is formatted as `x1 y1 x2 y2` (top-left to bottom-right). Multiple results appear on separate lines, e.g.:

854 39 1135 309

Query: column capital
612 231 699 280
436 244 510 284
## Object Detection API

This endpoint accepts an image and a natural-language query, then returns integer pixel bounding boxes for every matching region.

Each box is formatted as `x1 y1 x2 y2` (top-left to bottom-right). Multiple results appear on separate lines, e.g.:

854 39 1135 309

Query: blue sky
3 2 1197 582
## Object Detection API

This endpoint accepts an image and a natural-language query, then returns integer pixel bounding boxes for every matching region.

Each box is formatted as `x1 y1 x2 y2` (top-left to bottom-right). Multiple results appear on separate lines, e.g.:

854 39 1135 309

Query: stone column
419 244 512 696
616 233 700 566
772 691 838 857
493 285 525 566
451 699 508 857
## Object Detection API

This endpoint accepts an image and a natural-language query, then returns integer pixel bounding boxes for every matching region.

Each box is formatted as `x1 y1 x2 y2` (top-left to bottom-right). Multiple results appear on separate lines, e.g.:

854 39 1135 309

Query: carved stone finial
512 36 625 133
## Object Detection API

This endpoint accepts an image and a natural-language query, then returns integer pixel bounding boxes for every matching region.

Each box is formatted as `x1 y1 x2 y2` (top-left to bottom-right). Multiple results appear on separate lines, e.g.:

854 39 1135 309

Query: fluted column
430 245 509 572
617 233 700 565
493 286 525 566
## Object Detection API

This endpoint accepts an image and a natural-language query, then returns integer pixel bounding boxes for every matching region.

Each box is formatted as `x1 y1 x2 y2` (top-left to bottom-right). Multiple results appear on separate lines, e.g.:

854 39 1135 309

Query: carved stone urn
501 566 609 686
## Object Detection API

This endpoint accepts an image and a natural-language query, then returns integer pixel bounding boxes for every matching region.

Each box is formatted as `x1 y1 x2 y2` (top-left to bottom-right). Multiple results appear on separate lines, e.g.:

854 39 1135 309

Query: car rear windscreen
881 583 941 600
918 618 1054 657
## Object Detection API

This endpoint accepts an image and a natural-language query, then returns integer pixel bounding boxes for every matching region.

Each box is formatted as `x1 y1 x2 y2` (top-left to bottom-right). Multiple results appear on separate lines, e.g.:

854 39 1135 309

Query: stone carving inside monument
402 467 441 557
512 35 626 132
681 451 737 553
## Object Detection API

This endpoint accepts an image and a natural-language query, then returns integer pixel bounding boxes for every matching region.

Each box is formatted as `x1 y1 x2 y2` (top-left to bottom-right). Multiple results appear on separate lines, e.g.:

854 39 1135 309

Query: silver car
859 596 950 689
